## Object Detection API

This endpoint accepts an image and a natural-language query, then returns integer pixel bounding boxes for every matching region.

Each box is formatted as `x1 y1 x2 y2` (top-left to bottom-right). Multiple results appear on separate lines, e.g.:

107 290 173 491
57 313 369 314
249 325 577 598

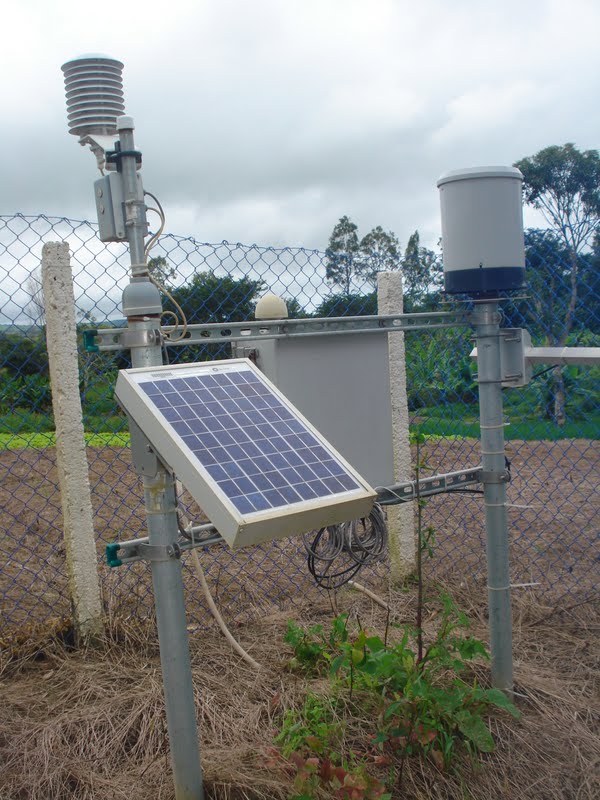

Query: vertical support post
117 116 204 799
41 241 103 639
474 301 513 692
377 272 415 582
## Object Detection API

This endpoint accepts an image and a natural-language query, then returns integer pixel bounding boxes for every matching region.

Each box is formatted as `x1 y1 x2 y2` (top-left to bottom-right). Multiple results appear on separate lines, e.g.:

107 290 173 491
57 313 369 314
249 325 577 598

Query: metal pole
117 116 204 799
473 301 513 692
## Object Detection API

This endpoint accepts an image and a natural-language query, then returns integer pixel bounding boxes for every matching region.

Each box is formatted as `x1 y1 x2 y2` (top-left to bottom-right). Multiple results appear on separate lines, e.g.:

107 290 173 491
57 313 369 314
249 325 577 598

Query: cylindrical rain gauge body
437 166 525 295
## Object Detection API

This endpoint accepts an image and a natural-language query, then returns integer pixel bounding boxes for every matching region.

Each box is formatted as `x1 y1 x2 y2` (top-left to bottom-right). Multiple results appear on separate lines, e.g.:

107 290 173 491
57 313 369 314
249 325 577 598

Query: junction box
233 332 395 488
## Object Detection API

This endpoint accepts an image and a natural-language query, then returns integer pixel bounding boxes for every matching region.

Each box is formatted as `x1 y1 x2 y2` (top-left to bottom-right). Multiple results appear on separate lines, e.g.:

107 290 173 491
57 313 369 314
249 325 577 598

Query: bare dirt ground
1 438 598 637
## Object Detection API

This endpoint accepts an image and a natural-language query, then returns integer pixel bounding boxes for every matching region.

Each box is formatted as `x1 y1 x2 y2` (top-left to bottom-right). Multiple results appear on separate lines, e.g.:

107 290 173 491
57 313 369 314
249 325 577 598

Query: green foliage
284 297 309 319
276 694 342 758
325 216 360 295
314 292 377 318
515 143 600 254
147 255 177 287
325 217 401 296
356 226 400 289
402 231 443 310
284 616 349 673
276 599 519 795
164 271 264 325
405 327 476 411
505 229 597 343
0 373 52 413
275 694 390 799
513 143 600 424
0 431 130 451
0 332 48 376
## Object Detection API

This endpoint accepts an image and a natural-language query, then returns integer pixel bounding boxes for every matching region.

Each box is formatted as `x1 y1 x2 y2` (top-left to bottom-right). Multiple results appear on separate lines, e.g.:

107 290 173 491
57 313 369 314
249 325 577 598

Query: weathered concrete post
42 241 103 638
377 272 415 582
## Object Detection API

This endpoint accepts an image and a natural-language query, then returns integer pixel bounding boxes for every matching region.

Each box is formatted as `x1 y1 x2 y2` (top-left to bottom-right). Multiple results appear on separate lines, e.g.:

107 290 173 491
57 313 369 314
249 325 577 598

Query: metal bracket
90 310 472 352
129 419 161 477
375 467 482 505
106 539 186 566
233 346 259 363
106 531 224 567
120 328 162 348
479 469 511 484
470 328 533 387
83 327 161 353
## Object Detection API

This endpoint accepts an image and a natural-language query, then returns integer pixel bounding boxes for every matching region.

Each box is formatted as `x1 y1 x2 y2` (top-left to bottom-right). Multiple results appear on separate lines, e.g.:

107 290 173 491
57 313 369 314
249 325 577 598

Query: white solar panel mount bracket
129 419 161 477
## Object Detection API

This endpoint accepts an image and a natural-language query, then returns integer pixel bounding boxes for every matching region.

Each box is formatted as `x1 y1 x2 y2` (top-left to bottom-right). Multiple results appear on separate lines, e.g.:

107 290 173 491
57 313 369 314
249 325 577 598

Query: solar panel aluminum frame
115 359 376 549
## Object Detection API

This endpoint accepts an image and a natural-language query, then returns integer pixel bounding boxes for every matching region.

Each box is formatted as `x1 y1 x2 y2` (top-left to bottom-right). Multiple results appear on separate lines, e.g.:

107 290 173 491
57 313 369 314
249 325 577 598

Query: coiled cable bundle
303 503 387 589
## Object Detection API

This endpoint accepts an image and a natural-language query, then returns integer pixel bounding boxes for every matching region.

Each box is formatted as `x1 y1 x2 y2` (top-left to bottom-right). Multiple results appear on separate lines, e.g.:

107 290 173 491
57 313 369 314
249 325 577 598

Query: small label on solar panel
116 359 375 548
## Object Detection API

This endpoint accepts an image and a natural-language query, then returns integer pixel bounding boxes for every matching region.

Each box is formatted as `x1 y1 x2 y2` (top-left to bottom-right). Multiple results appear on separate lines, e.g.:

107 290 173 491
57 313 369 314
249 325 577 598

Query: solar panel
115 359 376 548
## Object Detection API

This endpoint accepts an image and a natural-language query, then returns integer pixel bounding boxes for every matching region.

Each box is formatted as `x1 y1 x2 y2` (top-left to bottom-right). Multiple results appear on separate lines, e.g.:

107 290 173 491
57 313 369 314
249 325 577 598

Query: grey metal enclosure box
233 332 394 488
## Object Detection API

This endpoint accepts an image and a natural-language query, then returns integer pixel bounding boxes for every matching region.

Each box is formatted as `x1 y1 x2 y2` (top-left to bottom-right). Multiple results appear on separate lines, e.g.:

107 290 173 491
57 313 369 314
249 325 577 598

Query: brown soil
0 439 598 638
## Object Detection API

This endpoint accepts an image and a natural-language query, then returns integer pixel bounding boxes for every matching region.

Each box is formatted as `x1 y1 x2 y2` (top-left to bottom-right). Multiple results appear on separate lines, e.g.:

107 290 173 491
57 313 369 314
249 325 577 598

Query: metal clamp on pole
478 469 511 484
106 531 224 567
120 328 162 349
106 541 182 566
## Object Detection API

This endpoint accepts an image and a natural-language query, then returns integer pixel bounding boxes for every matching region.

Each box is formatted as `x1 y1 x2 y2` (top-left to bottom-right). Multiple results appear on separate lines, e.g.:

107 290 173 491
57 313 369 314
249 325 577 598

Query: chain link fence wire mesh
0 213 598 637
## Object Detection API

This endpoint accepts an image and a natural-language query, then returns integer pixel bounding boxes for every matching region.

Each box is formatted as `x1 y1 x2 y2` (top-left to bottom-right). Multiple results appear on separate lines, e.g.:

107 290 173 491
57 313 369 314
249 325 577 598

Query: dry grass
0 582 598 800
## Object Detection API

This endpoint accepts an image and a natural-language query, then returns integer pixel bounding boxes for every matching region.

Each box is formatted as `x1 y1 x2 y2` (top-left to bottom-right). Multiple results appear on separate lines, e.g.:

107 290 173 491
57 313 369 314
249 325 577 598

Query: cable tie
487 585 511 591
479 423 509 430
510 582 541 588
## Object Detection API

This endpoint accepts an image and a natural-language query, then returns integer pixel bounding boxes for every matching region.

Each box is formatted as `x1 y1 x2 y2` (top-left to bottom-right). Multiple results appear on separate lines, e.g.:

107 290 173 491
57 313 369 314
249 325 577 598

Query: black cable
303 503 387 589
531 365 556 380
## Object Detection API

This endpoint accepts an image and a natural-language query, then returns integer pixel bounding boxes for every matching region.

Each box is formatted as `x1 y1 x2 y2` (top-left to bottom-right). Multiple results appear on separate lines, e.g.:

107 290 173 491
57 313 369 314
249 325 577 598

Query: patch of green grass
413 402 600 440
0 411 56 435
0 431 130 450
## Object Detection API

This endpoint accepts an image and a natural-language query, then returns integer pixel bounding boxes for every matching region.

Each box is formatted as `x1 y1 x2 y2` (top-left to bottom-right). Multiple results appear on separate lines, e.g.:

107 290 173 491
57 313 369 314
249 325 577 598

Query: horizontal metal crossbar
89 310 471 352
375 467 483 505
107 468 482 565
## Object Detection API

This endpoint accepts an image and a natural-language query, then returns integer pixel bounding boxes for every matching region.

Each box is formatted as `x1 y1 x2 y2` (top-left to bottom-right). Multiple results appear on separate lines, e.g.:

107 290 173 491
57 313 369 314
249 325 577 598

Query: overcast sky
2 0 599 252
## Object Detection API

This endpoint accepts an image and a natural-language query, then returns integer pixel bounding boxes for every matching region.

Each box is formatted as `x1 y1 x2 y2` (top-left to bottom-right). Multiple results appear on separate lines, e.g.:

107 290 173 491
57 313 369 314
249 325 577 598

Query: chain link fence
0 213 598 636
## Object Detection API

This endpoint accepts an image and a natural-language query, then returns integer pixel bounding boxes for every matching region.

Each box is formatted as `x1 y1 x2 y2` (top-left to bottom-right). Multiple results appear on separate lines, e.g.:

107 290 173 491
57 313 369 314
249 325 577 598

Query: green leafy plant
284 615 349 673
276 602 519 796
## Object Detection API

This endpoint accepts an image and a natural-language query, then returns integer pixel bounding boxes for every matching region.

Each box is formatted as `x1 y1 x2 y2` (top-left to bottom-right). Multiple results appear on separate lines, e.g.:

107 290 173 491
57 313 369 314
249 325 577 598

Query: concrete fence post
42 242 103 638
377 272 415 583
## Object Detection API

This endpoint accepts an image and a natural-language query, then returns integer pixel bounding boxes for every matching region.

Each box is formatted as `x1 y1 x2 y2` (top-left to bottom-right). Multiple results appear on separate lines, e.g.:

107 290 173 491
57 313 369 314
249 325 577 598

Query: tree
24 268 46 328
164 272 264 325
401 231 443 310
515 143 600 424
325 216 359 294
148 255 177 287
314 292 377 318
579 233 600 334
283 297 309 319
356 226 400 288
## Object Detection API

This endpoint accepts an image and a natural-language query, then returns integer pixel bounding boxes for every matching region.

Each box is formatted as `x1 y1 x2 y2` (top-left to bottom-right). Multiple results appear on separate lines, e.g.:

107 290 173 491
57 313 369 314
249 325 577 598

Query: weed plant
274 433 520 799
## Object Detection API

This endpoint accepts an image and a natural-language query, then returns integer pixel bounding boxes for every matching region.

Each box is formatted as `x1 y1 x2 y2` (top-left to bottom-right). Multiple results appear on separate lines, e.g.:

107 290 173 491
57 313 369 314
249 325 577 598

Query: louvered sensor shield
115 359 376 549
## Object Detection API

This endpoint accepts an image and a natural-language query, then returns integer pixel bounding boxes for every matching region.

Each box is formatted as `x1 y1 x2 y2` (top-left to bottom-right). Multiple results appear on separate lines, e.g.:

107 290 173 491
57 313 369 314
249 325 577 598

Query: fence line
0 213 598 636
